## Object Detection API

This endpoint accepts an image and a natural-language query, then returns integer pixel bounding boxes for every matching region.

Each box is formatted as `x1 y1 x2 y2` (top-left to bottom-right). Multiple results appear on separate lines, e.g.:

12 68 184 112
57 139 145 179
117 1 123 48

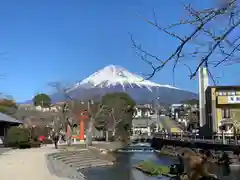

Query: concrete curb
46 148 115 180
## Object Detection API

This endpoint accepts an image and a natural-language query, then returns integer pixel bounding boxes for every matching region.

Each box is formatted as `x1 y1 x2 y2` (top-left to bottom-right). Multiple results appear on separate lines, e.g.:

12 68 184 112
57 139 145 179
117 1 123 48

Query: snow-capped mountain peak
71 65 179 91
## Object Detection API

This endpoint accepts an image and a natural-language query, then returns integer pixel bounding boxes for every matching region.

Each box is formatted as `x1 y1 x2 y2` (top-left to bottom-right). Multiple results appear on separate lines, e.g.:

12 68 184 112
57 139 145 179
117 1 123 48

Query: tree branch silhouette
131 0 240 83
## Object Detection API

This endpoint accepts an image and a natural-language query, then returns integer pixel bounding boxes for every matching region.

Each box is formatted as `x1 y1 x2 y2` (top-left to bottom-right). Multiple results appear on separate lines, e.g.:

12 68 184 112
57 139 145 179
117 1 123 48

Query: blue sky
0 0 240 102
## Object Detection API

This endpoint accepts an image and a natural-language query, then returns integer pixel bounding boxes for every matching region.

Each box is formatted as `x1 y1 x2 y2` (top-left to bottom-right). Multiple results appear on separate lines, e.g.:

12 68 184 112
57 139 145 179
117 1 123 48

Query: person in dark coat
53 132 59 149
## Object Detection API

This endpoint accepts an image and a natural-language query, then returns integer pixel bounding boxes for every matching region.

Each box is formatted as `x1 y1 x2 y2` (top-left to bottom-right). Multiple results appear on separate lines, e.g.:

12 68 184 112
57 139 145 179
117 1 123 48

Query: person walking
53 132 59 149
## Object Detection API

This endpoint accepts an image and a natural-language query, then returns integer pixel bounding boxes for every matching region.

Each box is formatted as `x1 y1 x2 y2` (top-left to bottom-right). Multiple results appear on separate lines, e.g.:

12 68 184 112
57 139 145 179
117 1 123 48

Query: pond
81 144 176 180
81 144 240 180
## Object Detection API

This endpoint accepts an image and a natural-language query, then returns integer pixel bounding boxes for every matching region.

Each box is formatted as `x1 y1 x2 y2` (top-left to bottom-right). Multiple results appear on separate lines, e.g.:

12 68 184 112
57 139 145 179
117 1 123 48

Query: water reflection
81 151 176 180
81 146 240 180
81 152 135 180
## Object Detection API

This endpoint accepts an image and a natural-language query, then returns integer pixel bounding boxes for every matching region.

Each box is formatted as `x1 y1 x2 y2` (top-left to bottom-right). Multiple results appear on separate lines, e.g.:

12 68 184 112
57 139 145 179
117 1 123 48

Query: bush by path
6 126 41 149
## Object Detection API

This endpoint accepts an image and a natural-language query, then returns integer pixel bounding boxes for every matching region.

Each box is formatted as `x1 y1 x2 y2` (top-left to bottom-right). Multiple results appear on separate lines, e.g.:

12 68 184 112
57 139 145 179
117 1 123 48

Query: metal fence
153 132 240 145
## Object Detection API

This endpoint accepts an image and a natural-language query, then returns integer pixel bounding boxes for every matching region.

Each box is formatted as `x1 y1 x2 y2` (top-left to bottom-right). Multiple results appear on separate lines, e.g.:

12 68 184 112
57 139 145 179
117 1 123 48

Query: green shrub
7 126 30 148
6 126 41 148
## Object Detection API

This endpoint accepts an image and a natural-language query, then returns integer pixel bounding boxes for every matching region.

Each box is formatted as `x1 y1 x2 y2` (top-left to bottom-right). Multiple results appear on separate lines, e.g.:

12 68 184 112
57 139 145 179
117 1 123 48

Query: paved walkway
0 146 70 180
159 116 182 133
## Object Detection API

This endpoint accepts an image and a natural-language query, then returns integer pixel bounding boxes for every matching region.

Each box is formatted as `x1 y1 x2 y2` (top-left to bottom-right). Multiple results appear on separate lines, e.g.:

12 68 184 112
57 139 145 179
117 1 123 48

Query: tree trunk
66 124 72 146
87 118 93 146
106 130 109 142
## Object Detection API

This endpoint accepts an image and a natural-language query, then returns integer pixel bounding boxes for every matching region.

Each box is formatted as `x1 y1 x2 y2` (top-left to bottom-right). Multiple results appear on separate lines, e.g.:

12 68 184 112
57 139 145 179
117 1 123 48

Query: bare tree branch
131 0 240 83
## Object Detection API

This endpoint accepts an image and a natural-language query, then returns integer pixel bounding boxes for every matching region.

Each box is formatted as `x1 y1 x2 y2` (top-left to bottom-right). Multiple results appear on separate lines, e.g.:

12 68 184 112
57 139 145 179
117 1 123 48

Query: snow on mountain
69 65 179 92
22 65 197 104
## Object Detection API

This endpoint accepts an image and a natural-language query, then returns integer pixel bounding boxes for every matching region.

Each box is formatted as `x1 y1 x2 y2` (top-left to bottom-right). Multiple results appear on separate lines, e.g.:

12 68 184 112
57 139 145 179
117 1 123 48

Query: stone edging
46 153 86 180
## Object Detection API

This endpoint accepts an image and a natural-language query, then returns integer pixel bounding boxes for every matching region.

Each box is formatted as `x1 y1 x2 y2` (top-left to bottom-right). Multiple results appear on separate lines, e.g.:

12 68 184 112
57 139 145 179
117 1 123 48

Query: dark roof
0 112 23 124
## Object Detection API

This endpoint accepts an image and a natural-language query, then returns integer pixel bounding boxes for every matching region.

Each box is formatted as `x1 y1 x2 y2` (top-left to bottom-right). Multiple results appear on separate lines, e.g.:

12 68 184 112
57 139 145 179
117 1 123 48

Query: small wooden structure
0 112 23 145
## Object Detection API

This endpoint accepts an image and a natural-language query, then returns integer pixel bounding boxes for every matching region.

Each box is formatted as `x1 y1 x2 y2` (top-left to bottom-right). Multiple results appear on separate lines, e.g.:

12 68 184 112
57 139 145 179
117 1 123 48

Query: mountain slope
70 65 178 91
22 65 198 104
49 65 198 104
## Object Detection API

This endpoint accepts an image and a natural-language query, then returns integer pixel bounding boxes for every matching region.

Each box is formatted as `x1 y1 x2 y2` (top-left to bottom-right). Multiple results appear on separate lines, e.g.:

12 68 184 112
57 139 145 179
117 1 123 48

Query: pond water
81 144 240 180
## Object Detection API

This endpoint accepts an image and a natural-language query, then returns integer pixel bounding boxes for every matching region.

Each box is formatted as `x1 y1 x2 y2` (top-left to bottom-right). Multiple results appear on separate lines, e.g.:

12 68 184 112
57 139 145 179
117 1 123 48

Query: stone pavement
49 149 113 170
0 147 11 154
0 146 70 180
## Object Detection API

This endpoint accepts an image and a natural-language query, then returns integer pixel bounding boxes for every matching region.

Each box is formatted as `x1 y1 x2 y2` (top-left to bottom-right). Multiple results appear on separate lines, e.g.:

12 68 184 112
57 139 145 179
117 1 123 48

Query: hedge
6 126 41 149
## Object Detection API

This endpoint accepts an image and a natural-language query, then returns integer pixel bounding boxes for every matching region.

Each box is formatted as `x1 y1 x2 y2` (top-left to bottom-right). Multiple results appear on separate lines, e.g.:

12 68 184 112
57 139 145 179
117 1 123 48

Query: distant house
18 104 61 112
132 118 151 136
132 116 159 136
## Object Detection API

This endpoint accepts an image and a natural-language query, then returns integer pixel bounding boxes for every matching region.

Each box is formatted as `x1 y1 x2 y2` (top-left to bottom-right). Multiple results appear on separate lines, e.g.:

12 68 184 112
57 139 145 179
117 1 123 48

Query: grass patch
156 150 176 157
135 160 170 176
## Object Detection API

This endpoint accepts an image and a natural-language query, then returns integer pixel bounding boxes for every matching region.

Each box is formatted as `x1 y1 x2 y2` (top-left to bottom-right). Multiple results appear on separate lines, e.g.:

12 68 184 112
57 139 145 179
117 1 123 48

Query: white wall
133 107 151 118
132 127 151 135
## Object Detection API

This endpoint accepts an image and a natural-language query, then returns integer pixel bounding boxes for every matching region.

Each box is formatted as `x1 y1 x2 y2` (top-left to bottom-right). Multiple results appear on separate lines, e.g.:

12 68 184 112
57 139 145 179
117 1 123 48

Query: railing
153 132 240 145
130 135 152 140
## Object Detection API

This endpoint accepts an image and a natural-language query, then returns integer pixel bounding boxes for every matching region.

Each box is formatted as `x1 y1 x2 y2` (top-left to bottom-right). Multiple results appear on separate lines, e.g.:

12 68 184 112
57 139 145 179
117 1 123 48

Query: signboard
228 96 240 103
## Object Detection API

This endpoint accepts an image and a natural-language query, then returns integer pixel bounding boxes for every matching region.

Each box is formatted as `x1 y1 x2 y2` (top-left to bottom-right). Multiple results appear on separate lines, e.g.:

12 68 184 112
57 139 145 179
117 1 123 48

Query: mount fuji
25 65 198 104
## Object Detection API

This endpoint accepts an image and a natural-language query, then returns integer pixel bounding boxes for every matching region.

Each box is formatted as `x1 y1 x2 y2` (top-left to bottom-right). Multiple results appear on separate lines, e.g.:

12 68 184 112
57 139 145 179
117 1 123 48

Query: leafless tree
48 82 78 145
49 82 104 146
13 107 55 125
131 0 240 84
86 101 104 145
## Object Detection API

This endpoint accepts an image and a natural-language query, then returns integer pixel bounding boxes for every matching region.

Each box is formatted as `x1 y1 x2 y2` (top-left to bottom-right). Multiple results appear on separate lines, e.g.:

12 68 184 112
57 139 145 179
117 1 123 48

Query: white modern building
133 104 154 118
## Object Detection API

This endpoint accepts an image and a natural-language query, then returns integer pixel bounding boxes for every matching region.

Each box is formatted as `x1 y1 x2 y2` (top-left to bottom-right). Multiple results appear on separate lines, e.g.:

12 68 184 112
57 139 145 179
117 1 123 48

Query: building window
222 108 231 118
227 91 236 96
218 91 236 96
218 91 227 96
